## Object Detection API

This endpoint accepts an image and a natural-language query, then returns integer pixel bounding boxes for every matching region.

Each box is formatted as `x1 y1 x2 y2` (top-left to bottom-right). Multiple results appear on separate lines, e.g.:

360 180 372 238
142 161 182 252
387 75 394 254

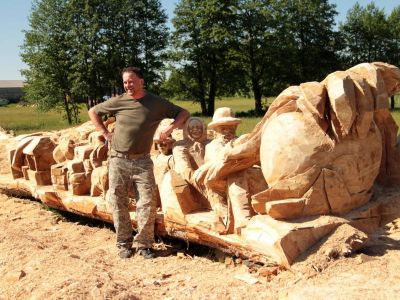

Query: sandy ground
0 192 400 300
1 129 400 299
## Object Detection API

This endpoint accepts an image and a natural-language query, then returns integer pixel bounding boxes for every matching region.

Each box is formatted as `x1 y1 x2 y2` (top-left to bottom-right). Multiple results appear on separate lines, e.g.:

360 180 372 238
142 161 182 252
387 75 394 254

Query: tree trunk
207 82 216 116
195 60 207 115
67 94 80 124
252 78 263 115
199 96 207 116
391 95 395 111
64 94 72 125
248 36 263 115
205 59 217 116
206 99 214 117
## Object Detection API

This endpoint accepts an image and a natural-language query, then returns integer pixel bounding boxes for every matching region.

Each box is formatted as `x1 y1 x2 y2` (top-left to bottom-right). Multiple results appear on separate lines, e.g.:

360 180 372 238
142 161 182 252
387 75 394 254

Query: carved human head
208 107 241 140
184 117 207 142
155 139 175 155
154 119 175 155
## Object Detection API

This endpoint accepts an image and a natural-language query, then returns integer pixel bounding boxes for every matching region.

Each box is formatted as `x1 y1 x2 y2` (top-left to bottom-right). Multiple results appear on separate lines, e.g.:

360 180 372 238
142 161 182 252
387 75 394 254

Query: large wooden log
1 172 400 266
1 62 400 266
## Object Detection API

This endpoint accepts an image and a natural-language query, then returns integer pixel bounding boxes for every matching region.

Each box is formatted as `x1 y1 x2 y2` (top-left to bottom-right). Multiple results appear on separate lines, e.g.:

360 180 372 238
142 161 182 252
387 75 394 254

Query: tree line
21 0 400 122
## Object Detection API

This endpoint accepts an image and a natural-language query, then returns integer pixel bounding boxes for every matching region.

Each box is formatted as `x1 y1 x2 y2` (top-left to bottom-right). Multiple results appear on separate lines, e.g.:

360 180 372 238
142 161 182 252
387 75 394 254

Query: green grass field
1 95 400 136
0 104 90 134
0 97 267 136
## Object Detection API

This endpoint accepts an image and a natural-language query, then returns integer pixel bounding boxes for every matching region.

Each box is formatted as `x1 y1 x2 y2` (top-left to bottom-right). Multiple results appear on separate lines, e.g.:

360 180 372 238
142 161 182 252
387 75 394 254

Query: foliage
21 0 80 124
387 6 400 67
236 0 276 114
171 0 240 116
20 0 400 120
167 0 340 114
272 0 339 84
2 95 400 136
339 2 391 67
21 0 169 124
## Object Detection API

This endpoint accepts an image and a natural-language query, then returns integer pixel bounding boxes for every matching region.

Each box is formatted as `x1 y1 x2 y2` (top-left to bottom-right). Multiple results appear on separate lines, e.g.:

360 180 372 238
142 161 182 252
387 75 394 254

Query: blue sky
0 0 398 80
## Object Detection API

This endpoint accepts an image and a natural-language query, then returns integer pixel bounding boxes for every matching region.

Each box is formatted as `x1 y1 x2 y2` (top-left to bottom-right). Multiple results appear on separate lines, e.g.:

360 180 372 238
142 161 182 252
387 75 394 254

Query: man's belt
110 149 149 160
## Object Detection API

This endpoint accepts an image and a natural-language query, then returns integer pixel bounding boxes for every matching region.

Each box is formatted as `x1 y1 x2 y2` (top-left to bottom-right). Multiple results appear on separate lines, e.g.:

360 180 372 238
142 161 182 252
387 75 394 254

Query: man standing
89 67 189 259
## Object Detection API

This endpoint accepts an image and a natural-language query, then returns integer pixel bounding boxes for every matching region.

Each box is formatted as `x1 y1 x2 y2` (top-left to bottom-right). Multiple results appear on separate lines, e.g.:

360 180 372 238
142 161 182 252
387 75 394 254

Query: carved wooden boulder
255 62 400 219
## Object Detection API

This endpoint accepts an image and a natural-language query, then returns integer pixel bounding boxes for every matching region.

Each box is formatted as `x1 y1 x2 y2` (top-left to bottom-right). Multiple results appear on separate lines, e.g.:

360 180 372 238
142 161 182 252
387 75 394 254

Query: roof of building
0 80 25 88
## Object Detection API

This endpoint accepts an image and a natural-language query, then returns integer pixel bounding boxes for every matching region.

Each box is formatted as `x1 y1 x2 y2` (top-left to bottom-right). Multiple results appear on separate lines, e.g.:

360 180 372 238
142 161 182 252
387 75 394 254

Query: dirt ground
1 129 400 299
0 192 400 300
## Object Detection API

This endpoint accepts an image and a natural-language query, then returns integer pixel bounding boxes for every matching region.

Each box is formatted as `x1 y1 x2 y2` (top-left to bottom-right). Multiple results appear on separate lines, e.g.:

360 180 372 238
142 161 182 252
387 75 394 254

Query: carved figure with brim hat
197 107 256 234
208 107 241 129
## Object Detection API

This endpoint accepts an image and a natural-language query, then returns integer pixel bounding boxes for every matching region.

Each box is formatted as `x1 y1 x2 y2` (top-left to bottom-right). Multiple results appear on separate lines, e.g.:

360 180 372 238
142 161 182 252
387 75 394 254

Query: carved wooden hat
208 107 241 129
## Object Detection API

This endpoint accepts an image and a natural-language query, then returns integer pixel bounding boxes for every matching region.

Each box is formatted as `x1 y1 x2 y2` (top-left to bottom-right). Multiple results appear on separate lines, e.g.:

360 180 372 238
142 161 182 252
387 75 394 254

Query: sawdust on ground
0 192 400 300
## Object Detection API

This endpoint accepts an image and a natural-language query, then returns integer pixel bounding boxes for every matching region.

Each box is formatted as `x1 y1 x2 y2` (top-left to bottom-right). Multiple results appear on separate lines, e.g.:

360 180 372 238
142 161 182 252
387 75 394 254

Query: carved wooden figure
152 119 176 187
170 117 210 211
199 108 267 233
160 116 225 232
159 118 209 216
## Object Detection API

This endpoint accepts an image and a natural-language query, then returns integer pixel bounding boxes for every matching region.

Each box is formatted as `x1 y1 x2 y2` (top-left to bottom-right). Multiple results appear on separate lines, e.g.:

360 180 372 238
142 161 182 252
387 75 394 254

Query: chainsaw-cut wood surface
1 62 400 266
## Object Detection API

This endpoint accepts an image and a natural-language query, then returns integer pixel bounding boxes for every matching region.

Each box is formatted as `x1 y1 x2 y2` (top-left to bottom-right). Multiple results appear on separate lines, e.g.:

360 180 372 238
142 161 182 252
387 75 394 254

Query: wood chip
234 273 259 284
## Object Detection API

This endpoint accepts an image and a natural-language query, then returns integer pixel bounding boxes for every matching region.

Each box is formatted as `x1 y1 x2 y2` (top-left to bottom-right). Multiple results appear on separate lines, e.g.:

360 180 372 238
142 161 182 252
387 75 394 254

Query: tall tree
67 0 169 99
67 0 105 106
388 6 400 67
339 2 391 68
274 0 339 84
387 5 400 109
171 0 239 116
21 0 169 122
21 0 80 124
237 0 276 114
135 0 169 90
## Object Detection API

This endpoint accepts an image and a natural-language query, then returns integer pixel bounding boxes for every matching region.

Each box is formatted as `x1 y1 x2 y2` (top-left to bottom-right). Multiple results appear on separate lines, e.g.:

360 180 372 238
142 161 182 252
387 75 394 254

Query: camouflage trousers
108 155 157 250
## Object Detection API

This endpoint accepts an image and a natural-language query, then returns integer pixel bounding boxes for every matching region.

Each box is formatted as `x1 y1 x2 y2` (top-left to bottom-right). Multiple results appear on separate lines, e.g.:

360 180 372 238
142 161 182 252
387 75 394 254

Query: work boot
118 248 133 259
138 248 156 259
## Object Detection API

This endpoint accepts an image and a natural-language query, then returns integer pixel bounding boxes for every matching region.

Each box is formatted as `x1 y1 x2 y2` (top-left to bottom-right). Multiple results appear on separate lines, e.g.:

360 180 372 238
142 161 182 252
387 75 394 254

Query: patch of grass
172 96 274 115
2 95 400 137
0 104 89 135
172 96 271 136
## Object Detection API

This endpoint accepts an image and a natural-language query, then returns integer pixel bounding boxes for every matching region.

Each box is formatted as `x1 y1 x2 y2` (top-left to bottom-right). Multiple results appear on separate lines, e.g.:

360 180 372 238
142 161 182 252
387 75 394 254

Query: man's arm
88 107 113 141
159 109 190 141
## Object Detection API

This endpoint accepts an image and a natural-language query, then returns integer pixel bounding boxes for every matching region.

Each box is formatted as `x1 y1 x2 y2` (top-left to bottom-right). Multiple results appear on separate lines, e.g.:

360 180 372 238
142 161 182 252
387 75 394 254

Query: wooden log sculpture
1 62 400 267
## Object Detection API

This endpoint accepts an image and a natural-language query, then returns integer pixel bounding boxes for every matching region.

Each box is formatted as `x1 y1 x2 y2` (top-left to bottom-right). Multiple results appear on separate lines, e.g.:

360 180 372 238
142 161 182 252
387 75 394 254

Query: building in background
0 80 25 103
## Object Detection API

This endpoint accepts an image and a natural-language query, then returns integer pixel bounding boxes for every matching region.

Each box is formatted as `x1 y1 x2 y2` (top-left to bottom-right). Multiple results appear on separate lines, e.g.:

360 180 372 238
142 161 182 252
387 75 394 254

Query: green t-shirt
93 92 183 154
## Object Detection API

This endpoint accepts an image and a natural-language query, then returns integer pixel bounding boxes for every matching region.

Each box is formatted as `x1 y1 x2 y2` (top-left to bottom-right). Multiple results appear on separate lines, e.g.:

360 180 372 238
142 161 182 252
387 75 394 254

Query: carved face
188 119 204 141
156 140 173 155
214 125 237 141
